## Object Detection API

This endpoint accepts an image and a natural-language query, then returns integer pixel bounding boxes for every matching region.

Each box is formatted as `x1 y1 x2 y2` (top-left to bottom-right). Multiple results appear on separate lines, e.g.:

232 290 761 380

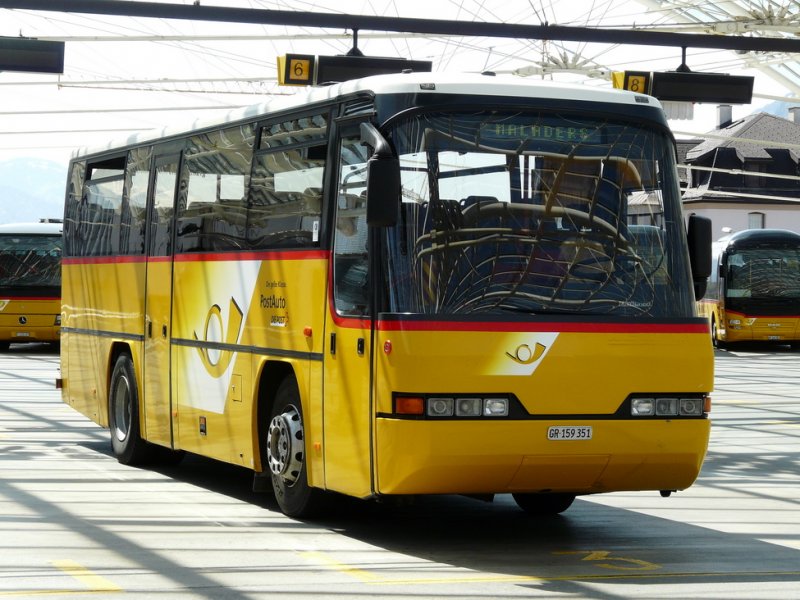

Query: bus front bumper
375 417 710 496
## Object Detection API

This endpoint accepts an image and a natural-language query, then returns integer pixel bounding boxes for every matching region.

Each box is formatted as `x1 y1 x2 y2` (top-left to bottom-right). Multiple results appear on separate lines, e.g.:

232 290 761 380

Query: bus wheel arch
255 360 293 467
108 351 154 465
257 364 326 518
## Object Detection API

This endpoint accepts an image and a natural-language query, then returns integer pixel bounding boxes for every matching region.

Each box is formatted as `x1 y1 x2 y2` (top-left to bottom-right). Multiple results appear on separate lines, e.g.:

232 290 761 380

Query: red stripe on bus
174 250 329 262
62 255 144 265
375 320 710 334
62 250 329 265
725 309 800 320
330 313 370 329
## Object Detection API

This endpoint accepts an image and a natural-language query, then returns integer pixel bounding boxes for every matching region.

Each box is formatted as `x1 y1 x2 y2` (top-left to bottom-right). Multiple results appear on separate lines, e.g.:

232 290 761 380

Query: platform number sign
278 54 316 86
622 71 652 95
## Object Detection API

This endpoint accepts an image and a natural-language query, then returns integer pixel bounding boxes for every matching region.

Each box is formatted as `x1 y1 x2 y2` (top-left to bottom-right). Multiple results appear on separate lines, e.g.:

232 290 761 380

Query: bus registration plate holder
547 426 592 441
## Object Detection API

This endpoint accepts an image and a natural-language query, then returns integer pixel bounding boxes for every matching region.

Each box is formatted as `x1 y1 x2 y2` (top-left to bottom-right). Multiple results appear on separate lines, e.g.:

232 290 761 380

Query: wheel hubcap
266 405 303 485
112 375 131 442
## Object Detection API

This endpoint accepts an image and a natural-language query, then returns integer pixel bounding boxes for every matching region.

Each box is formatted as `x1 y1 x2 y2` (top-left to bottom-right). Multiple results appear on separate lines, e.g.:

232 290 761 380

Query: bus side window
247 112 328 250
333 133 370 316
177 124 255 252
80 156 126 257
122 146 151 255
64 160 86 257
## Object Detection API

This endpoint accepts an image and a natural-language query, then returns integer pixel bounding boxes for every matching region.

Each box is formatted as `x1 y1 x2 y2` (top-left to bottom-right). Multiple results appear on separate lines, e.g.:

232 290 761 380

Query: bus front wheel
512 493 576 515
265 376 326 518
108 353 154 465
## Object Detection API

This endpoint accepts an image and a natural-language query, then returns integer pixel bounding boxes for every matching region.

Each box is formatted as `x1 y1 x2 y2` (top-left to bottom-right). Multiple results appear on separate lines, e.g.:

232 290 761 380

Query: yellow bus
699 228 800 348
60 72 713 518
0 221 62 350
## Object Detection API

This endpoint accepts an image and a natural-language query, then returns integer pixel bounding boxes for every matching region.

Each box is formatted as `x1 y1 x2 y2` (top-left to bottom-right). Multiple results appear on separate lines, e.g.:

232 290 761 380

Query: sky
1 0 798 221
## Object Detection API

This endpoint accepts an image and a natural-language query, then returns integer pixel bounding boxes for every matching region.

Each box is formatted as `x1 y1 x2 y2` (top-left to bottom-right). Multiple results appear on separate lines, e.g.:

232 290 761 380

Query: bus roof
0 222 63 235
718 228 800 249
71 71 663 160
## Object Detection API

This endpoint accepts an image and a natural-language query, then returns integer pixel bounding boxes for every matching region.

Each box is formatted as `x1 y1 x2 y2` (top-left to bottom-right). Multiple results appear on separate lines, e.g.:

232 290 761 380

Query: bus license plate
548 426 592 441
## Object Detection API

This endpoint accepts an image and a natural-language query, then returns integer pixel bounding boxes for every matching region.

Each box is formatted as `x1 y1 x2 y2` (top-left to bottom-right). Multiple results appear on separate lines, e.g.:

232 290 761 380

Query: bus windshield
0 234 62 289
726 248 800 303
381 109 694 317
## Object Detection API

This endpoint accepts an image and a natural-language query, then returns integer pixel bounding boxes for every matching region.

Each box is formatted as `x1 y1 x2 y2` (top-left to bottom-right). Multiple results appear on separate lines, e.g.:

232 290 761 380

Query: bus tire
512 492 576 515
0 342 9 352
265 375 326 518
109 353 155 465
711 317 726 349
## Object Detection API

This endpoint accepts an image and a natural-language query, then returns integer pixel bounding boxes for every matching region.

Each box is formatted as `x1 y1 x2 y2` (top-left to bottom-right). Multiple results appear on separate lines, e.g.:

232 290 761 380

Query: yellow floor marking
0 559 122 596
52 560 122 593
363 570 800 586
298 551 800 586
299 551 382 582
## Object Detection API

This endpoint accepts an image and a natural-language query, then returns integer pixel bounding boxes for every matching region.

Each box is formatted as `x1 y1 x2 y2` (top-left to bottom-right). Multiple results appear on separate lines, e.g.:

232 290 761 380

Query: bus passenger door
321 129 374 498
142 152 180 448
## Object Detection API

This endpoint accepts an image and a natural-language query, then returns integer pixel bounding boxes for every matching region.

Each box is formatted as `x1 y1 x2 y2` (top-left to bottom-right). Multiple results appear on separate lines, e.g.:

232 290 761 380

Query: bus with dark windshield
700 228 800 347
0 221 62 350
60 72 713 518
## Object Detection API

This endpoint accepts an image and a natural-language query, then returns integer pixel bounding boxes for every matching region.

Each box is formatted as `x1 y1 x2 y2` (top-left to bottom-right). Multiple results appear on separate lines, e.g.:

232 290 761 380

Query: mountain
758 99 798 121
0 158 67 225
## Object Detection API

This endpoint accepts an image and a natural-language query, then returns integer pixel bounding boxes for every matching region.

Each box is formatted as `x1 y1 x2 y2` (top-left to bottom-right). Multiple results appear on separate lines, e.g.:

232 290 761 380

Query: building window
744 162 766 188
748 212 765 229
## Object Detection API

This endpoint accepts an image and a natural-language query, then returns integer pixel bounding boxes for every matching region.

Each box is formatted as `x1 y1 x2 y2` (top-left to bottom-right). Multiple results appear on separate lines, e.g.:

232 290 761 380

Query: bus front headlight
630 395 708 417
631 397 655 416
483 398 508 417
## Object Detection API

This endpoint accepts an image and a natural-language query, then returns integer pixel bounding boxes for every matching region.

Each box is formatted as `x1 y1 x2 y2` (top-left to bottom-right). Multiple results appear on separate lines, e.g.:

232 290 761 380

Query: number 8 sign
623 71 652 95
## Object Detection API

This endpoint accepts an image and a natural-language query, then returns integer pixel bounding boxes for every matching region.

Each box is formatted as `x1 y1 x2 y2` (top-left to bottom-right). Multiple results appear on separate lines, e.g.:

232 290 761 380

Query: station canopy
0 0 798 161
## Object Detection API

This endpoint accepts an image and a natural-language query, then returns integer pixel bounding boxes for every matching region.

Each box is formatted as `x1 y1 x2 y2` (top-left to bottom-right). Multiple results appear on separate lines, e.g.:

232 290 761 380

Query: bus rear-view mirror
360 122 399 227
687 214 712 300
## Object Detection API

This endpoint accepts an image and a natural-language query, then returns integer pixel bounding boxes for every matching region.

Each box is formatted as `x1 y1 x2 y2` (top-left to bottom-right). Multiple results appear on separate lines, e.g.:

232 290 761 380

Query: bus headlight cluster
631 396 706 417
427 396 509 417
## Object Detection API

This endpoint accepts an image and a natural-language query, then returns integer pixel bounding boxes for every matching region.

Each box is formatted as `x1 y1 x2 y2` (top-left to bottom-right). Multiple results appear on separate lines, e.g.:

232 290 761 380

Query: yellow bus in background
699 229 800 348
0 220 62 351
60 72 713 518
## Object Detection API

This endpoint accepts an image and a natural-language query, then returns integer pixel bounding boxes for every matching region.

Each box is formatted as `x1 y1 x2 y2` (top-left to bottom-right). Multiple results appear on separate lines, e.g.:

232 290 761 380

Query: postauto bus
60 72 713 518
0 220 62 350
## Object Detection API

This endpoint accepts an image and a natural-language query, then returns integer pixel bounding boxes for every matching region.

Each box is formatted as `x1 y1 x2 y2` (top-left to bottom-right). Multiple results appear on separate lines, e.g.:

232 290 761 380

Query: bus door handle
147 318 153 338
162 324 168 338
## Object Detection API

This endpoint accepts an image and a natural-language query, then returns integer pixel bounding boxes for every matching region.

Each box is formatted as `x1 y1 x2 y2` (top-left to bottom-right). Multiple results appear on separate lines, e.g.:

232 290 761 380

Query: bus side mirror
360 122 399 227
687 215 712 300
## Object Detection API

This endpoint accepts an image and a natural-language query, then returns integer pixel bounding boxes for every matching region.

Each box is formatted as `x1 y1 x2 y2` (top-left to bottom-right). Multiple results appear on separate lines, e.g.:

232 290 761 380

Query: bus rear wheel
109 353 155 465
512 493 576 515
711 317 726 349
265 376 326 518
